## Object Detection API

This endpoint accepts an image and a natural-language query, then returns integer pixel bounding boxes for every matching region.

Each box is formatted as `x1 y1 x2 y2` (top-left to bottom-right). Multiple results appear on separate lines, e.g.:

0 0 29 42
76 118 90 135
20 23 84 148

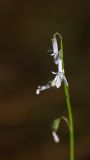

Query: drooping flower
36 70 68 95
52 131 60 143
51 36 60 65
51 72 62 88
36 84 51 95
51 71 68 89
36 34 68 95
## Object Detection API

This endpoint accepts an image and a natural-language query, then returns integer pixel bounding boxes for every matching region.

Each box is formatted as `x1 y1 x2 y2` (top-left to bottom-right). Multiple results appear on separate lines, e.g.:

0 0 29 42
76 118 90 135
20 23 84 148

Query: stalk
56 33 74 160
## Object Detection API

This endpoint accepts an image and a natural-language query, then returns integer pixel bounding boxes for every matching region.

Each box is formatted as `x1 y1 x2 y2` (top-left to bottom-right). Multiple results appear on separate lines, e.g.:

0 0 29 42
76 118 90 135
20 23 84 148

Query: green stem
56 33 74 160
64 83 74 160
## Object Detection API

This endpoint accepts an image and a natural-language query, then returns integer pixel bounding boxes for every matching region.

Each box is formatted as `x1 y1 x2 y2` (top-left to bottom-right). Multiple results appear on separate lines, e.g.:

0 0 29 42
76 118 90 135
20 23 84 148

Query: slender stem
56 33 74 160
64 83 74 160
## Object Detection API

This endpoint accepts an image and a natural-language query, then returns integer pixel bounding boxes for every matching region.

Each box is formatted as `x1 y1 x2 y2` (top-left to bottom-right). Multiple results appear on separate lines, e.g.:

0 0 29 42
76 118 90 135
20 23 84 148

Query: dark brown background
0 0 90 159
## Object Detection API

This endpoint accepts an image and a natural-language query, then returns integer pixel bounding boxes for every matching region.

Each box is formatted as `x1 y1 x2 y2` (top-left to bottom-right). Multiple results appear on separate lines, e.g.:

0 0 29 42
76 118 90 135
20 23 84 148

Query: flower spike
36 33 68 95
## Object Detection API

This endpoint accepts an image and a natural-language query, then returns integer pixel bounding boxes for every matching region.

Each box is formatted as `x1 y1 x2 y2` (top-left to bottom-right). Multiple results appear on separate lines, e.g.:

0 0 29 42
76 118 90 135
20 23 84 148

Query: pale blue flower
36 35 68 95
51 36 60 65
51 70 68 89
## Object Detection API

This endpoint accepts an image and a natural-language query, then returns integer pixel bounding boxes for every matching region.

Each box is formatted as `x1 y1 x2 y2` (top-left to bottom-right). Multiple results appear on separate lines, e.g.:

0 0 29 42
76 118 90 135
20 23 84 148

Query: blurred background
0 0 90 159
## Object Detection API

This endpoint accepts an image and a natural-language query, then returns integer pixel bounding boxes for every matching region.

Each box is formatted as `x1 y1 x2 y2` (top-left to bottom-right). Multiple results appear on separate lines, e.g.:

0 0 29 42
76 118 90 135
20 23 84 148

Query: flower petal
52 37 58 54
51 75 58 87
52 131 60 143
55 75 61 88
58 58 63 73
36 84 51 94
36 89 40 95
62 74 68 86
52 37 60 65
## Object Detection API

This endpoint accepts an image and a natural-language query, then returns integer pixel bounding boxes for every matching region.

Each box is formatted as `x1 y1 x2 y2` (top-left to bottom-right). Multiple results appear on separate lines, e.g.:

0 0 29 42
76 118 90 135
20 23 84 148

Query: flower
51 36 60 65
36 34 68 95
36 70 68 95
51 35 68 87
51 56 68 88
51 71 68 89
52 131 60 143
36 84 51 95
51 72 62 88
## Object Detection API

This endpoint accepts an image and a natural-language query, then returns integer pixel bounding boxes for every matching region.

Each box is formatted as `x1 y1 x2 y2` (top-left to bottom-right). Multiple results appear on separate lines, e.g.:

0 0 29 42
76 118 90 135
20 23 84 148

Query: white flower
36 84 51 95
51 73 62 88
58 58 63 73
51 71 68 88
36 58 68 95
36 34 68 95
52 37 58 55
52 131 60 143
36 71 68 95
51 57 68 88
36 89 40 95
51 36 60 65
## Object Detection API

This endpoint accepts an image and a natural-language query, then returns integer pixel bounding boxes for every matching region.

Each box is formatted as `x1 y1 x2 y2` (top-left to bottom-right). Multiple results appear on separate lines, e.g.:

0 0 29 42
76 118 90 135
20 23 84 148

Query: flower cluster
36 34 68 95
